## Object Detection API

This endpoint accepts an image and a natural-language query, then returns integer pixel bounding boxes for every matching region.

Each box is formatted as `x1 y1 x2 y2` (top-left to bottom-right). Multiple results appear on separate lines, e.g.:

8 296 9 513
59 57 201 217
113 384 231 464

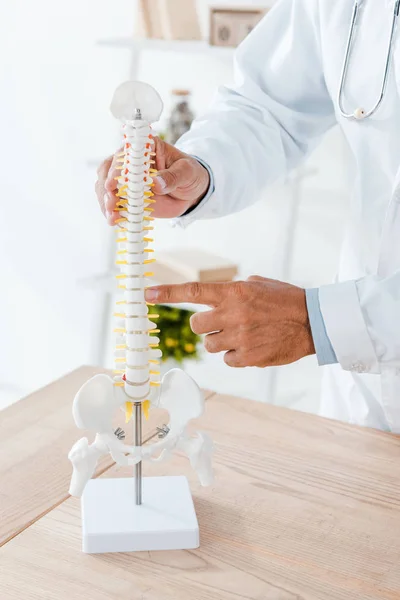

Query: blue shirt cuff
306 288 338 366
180 155 215 216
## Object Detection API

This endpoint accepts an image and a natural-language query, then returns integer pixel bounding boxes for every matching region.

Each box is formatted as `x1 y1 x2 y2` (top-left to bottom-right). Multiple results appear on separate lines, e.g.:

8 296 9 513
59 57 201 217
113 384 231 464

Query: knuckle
182 157 196 174
104 176 115 192
167 168 179 187
224 351 242 367
161 287 172 303
186 281 202 301
203 335 215 353
235 354 247 368
175 158 194 182
223 351 232 366
155 136 164 154
231 280 247 300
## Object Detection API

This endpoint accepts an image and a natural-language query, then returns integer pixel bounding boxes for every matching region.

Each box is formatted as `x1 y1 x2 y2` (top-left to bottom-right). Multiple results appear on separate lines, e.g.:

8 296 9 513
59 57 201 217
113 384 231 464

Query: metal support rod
134 402 142 505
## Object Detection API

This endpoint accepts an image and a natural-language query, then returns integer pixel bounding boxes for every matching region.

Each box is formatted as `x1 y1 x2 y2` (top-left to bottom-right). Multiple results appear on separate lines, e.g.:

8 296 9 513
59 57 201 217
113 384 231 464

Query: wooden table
1 367 400 600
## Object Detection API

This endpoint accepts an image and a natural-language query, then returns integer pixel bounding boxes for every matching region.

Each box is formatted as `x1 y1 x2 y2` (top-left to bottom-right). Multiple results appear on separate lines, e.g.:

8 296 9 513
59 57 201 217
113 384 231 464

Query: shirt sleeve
306 288 338 366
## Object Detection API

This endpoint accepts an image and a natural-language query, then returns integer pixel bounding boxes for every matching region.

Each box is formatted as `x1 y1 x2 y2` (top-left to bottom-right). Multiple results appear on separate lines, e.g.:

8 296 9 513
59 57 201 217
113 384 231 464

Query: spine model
67 82 213 516
113 111 162 423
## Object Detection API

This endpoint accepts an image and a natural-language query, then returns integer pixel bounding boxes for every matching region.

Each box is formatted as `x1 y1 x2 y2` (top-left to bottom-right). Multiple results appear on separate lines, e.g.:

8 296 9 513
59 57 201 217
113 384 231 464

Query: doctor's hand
145 276 315 368
95 137 210 225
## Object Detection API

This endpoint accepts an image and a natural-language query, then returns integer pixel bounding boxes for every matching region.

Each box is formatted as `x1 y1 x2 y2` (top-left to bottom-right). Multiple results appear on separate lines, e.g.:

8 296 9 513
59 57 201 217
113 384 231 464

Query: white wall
0 0 136 403
0 0 351 411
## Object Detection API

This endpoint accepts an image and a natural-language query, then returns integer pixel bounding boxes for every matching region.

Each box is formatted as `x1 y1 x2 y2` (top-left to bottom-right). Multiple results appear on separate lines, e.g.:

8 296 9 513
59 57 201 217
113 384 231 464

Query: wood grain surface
1 381 400 600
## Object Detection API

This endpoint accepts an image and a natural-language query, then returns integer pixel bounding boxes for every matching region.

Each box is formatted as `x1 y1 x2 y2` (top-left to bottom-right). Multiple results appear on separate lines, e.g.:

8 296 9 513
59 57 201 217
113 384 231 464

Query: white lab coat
177 0 400 432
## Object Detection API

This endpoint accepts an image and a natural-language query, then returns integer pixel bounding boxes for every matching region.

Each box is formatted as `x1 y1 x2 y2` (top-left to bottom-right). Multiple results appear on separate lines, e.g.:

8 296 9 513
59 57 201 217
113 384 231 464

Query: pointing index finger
145 282 228 307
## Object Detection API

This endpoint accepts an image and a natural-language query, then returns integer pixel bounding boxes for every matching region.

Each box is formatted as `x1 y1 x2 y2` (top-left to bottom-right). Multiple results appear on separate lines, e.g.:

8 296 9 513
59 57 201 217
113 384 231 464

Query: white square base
81 476 199 554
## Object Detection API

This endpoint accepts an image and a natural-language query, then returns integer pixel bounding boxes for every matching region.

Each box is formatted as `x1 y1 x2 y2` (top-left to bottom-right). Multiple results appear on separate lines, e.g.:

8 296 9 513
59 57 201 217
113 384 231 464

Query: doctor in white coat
96 0 400 433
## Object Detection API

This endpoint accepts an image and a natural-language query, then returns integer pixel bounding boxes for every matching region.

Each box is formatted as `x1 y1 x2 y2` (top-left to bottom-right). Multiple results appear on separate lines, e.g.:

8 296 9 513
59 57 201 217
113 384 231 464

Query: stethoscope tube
338 0 400 120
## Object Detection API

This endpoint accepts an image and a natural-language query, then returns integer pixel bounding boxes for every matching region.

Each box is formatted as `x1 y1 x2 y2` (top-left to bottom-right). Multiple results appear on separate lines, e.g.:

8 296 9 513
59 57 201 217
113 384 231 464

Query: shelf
96 37 234 58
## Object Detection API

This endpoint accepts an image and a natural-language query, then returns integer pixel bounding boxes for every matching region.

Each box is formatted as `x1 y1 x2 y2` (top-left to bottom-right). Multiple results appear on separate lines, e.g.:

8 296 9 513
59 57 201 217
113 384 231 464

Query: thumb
153 159 192 195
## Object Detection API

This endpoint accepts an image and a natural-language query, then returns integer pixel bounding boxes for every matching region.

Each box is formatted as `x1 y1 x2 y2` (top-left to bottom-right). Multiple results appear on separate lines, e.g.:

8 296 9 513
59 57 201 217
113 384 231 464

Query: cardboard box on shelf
153 249 238 284
137 0 201 41
210 7 267 47
137 0 163 39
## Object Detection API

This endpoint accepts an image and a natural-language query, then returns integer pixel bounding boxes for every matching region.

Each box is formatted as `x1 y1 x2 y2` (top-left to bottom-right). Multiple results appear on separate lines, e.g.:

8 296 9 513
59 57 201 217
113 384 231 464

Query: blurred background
0 0 353 413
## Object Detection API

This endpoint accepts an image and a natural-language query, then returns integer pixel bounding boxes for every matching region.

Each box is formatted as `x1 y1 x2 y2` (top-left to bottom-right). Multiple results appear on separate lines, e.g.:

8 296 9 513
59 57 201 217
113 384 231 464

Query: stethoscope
338 0 400 120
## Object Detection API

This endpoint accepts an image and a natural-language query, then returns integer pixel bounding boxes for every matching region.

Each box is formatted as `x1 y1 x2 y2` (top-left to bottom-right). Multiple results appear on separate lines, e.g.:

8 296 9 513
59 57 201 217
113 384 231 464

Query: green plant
148 304 200 363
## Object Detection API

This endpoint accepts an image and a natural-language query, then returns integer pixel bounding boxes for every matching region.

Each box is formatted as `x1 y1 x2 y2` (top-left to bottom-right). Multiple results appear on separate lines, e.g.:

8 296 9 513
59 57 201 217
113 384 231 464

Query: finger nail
145 288 159 302
154 176 166 192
